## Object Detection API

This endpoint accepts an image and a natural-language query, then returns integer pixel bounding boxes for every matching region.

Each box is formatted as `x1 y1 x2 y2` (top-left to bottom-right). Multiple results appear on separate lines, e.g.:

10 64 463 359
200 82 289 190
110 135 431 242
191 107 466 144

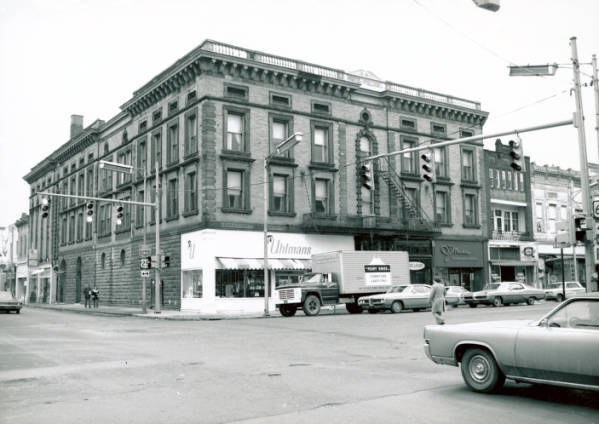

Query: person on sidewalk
83 285 92 308
429 276 446 325
91 286 100 308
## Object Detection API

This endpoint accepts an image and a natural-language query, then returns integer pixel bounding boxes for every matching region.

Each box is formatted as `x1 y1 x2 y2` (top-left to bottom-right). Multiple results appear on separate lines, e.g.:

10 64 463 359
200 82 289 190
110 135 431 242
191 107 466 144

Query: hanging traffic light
86 201 95 223
509 138 523 171
359 161 373 190
115 205 124 225
574 215 587 243
41 197 50 218
420 153 434 182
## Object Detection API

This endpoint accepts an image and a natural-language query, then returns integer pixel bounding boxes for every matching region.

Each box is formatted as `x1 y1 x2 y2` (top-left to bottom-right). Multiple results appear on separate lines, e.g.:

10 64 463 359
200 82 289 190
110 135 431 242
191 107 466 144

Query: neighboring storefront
488 241 539 287
432 240 486 291
536 243 585 288
180 229 354 314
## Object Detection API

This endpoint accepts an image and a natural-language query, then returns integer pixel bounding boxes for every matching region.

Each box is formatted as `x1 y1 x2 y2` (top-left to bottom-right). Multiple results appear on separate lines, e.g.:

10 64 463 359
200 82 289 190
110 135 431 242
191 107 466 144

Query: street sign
140 270 150 278
593 200 599 219
140 258 151 269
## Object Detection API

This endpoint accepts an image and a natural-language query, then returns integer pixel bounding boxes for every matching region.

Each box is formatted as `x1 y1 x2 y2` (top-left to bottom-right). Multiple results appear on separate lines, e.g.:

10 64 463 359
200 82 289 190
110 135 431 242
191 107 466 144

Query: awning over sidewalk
217 257 311 270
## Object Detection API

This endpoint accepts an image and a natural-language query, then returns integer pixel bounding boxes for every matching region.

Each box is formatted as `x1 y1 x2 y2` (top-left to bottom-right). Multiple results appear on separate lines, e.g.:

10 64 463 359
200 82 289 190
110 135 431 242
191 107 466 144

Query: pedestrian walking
91 286 100 308
429 276 446 325
83 285 92 308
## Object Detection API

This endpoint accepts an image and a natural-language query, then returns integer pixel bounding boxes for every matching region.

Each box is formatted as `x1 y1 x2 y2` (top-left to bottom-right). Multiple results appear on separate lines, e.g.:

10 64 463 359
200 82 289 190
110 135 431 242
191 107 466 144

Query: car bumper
423 343 457 366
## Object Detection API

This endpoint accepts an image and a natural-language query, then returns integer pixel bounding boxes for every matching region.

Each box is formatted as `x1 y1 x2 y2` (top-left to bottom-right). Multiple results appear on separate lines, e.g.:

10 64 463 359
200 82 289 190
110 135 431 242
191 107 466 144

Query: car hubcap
470 356 490 382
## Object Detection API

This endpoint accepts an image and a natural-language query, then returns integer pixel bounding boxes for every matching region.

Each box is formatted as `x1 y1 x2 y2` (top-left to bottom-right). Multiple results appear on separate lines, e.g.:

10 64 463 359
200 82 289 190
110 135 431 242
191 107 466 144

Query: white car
444 286 471 307
358 284 431 313
545 281 585 302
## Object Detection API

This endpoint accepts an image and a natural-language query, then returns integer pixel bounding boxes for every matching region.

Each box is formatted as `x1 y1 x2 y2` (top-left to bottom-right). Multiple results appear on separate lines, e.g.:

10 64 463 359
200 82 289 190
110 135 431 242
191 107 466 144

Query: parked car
545 281 586 302
423 296 599 393
0 291 22 314
358 284 431 313
462 282 545 307
444 286 471 307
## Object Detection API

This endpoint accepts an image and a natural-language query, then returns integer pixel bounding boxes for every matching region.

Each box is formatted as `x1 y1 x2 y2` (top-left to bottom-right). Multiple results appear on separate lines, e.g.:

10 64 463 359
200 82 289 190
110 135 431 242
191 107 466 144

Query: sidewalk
25 302 269 321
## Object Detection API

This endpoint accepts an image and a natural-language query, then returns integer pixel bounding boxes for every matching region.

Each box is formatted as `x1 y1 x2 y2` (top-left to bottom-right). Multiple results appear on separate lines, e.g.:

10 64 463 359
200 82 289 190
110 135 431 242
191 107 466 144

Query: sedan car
0 291 22 314
423 296 599 393
545 281 586 302
444 285 471 307
358 284 431 313
462 282 545 307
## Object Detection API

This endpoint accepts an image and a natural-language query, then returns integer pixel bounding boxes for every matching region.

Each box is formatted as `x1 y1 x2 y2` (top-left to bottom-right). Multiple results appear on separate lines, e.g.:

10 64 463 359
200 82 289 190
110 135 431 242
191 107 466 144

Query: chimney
70 115 84 139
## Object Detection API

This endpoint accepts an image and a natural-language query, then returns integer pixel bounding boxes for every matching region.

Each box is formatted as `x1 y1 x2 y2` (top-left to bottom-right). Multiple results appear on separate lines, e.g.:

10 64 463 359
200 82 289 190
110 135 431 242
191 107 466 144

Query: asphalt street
1 302 597 424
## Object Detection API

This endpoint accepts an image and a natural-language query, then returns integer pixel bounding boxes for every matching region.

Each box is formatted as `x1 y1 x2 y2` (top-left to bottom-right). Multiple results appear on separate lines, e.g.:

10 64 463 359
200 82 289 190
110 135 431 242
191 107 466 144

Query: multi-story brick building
24 40 489 313
483 139 535 287
531 163 585 287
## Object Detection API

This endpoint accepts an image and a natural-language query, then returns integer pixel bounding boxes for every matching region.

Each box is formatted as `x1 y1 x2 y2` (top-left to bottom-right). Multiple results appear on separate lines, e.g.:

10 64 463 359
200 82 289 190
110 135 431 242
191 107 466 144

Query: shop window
182 270 203 298
216 270 264 298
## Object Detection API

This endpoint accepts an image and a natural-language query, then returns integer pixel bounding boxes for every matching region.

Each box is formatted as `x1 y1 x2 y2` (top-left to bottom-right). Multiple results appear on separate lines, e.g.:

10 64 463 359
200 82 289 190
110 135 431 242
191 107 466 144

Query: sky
1 0 599 226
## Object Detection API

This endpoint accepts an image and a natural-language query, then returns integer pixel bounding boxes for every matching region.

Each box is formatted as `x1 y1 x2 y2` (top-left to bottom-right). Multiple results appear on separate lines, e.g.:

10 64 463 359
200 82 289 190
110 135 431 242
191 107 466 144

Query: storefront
432 240 486 291
537 243 585 288
488 241 539 287
180 229 354 314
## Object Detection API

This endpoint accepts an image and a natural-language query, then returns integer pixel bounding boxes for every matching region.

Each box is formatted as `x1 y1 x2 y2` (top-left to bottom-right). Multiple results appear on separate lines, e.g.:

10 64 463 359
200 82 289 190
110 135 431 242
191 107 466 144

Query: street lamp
264 132 303 317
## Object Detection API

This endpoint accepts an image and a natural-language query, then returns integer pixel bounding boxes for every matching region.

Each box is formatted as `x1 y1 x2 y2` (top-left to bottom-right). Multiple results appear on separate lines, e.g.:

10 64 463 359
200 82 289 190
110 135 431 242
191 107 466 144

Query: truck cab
275 272 339 317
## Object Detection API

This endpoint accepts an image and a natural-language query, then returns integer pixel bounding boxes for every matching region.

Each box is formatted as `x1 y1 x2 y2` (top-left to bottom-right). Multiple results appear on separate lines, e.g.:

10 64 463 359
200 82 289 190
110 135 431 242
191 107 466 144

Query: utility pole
570 37 595 292
154 158 161 314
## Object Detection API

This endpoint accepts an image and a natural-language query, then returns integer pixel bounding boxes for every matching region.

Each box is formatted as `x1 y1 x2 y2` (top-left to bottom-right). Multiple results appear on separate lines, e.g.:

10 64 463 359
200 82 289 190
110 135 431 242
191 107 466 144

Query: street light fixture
264 132 303 317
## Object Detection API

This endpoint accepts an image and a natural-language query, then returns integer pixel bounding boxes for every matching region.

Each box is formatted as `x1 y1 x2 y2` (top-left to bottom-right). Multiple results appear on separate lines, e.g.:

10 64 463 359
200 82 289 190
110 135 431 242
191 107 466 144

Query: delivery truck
274 250 410 317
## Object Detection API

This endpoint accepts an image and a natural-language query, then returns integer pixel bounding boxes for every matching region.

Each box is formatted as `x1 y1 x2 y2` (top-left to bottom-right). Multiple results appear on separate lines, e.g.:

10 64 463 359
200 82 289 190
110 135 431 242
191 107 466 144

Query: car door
507 283 525 303
513 299 599 386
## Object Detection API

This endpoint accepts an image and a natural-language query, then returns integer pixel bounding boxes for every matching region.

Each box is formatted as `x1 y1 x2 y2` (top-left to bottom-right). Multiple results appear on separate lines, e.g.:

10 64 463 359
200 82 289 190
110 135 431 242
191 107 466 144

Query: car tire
526 297 536 306
556 293 564 302
279 304 297 317
302 295 321 316
461 348 505 393
468 303 477 308
390 301 403 314
345 303 363 314
492 297 503 307
16 309 20 314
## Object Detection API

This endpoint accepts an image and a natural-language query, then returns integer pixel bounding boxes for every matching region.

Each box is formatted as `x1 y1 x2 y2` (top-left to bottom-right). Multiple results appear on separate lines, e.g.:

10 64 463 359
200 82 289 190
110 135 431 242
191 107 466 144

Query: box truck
274 250 410 317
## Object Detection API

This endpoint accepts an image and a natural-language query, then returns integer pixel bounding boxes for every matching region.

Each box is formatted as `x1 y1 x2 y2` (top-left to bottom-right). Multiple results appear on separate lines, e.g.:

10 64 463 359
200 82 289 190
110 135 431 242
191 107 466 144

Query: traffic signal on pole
508 138 523 171
161 255 170 269
359 161 373 190
420 153 434 182
115 205 124 225
574 216 587 243
86 201 95 222
41 197 50 218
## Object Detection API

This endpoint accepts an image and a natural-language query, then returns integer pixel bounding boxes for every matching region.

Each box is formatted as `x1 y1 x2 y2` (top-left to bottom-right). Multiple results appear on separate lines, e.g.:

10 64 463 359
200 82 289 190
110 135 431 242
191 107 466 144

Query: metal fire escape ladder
377 156 438 232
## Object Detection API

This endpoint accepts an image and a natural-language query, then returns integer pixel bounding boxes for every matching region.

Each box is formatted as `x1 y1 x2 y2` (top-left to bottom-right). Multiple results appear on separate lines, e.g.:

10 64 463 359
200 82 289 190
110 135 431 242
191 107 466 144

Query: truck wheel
303 295 321 316
390 301 403 313
345 303 363 314
461 348 505 393
279 305 297 317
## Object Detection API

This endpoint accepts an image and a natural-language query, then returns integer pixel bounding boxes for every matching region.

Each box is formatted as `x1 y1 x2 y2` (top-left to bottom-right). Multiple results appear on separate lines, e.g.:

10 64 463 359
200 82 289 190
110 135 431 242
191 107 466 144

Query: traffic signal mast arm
362 119 573 163
37 191 155 207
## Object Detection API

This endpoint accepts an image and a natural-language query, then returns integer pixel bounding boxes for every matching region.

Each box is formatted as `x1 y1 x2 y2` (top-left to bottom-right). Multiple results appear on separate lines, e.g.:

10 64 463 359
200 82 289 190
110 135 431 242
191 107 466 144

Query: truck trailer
274 250 410 317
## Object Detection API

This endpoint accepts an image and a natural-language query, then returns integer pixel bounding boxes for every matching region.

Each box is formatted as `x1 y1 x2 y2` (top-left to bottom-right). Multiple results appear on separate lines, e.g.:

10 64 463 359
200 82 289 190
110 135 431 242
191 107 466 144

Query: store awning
489 260 535 266
217 257 311 270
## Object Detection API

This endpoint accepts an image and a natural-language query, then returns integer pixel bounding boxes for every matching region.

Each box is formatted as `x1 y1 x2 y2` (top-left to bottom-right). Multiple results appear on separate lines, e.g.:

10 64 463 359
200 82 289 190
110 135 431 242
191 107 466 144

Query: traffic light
115 205 124 225
161 255 170 269
420 152 434 182
574 216 587 243
359 161 373 190
41 197 50 218
86 201 95 223
508 138 523 171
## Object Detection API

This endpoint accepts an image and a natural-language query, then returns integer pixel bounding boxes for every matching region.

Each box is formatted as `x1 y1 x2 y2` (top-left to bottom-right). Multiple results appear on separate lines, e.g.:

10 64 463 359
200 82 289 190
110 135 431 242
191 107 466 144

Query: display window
182 269 203 298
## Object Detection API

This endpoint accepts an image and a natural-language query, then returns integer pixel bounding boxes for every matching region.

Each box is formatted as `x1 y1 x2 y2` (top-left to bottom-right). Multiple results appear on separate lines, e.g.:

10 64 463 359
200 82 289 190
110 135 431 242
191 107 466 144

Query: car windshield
387 285 407 293
0 291 14 300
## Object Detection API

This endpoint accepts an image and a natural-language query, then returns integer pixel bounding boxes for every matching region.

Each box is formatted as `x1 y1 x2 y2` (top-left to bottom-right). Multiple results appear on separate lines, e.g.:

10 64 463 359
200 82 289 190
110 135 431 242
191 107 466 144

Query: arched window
101 252 106 270
120 249 126 267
